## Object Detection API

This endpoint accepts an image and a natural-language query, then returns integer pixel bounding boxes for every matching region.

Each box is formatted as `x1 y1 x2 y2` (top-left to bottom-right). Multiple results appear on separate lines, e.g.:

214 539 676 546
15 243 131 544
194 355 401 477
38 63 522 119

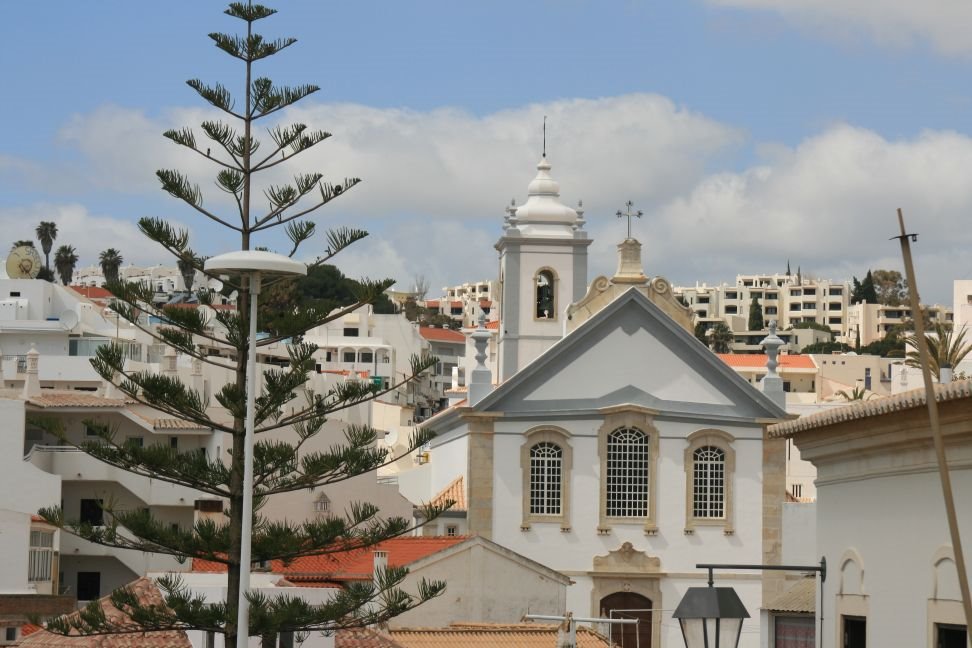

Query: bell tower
495 156 591 381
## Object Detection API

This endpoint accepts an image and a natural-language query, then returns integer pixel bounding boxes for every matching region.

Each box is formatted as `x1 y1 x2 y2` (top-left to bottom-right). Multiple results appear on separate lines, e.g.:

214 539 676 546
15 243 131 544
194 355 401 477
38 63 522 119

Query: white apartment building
425 279 498 328
676 272 951 346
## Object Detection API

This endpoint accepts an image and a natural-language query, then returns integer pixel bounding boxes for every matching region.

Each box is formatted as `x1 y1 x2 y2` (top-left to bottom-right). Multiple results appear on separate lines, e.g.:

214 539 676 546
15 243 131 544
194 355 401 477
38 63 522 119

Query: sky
3 1 972 304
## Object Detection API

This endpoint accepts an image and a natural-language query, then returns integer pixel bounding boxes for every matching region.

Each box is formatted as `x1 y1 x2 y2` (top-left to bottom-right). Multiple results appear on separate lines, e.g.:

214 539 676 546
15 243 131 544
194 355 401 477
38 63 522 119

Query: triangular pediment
478 289 786 421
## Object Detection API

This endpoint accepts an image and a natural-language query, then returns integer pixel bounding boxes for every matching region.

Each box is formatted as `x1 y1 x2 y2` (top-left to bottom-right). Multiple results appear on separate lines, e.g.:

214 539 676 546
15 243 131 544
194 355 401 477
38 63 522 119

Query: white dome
514 157 579 227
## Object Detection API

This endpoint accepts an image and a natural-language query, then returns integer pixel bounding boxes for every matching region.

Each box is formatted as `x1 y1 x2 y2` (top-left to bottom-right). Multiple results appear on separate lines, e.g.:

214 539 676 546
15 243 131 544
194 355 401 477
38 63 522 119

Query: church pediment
477 289 787 421
593 542 661 574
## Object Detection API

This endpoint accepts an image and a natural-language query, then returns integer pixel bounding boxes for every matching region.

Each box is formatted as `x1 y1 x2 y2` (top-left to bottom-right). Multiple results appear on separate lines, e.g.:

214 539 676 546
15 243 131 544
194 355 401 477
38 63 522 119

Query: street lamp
672 581 749 648
204 250 306 648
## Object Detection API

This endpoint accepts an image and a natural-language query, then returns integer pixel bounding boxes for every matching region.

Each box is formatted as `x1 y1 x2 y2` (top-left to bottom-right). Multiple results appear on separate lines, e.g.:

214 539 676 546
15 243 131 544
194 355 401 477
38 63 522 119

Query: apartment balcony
322 361 393 378
60 524 185 578
27 446 204 507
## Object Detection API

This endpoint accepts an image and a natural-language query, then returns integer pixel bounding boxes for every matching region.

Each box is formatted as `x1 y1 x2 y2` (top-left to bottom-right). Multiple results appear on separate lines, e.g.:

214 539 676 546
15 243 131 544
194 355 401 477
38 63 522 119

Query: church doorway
600 591 652 648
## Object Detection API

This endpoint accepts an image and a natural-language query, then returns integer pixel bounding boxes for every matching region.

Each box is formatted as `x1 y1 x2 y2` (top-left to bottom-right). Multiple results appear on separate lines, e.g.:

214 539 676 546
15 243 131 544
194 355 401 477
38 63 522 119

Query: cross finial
542 115 547 158
616 200 644 240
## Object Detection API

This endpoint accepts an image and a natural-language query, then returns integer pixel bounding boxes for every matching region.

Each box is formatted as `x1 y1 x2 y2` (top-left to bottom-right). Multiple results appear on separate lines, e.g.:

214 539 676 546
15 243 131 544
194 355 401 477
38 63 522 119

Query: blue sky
3 1 972 303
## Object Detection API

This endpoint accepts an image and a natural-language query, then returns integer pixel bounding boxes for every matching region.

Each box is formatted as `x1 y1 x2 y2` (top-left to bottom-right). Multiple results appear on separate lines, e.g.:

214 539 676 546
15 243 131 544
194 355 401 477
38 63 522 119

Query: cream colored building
769 381 972 648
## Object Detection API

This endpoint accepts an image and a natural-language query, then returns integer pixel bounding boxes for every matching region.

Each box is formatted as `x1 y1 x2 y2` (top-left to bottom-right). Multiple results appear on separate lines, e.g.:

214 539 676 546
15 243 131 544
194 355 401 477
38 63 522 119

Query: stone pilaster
464 414 497 539
762 428 787 605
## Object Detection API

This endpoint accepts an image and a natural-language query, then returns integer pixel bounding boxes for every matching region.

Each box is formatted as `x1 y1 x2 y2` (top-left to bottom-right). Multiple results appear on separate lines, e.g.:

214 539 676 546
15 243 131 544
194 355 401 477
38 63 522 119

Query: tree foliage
54 245 79 285
747 295 763 331
905 322 972 376
35 221 58 272
850 270 878 304
871 269 907 306
36 3 444 644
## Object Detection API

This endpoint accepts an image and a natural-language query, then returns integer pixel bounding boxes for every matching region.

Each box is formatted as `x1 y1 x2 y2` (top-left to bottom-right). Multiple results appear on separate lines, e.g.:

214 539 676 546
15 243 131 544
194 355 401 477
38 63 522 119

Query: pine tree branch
251 178 361 231
156 170 243 232
163 128 242 171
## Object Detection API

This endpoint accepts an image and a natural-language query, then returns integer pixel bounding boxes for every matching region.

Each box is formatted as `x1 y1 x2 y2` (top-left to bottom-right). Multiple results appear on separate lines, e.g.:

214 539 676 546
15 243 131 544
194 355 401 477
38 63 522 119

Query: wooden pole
895 208 972 631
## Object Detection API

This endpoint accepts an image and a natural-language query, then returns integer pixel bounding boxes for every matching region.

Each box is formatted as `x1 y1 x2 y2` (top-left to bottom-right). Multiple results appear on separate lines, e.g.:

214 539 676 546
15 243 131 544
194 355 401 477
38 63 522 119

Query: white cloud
708 0 972 56
0 203 183 272
641 124 972 304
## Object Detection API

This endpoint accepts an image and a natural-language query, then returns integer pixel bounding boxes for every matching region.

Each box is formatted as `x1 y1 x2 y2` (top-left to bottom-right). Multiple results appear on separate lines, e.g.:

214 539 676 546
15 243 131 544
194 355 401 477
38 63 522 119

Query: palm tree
54 245 80 285
708 322 735 354
98 248 123 284
836 386 875 401
905 322 972 379
12 240 34 249
177 254 196 294
35 221 58 271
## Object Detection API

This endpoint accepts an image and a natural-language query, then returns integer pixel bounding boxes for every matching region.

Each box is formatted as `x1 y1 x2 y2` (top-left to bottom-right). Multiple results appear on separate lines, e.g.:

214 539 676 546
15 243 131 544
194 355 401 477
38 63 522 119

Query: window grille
606 428 649 517
693 446 726 518
529 442 562 515
28 530 54 582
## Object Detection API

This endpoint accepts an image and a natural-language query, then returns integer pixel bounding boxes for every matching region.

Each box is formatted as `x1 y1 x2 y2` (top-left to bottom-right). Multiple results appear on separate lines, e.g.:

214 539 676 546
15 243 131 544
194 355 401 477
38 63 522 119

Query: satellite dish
5 245 42 279
207 277 224 292
60 310 80 331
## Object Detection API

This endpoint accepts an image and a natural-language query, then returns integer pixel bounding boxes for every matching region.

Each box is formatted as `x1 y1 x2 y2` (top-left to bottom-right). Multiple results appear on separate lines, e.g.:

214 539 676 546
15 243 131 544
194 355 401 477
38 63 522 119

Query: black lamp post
672 582 749 648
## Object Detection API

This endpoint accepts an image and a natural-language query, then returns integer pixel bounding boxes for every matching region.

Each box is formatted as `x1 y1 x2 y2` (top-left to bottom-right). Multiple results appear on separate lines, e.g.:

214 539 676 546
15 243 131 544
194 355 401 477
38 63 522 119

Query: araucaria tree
36 3 443 645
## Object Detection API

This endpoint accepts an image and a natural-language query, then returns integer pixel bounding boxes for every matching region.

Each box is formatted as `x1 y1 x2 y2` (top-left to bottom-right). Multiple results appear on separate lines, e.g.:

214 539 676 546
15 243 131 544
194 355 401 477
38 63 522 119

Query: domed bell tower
495 157 591 381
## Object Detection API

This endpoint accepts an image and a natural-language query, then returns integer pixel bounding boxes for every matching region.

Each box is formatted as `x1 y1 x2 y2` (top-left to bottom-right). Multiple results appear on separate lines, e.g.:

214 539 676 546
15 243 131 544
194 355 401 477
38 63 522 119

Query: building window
79 499 104 526
683 429 736 533
314 494 330 514
606 428 649 518
792 483 803 498
535 269 555 319
726 291 737 300
446 525 458 537
529 442 563 516
842 616 866 648
520 427 573 531
725 306 737 314
343 351 356 363
936 624 967 648
5 628 17 641
76 572 101 601
359 351 373 363
692 446 726 519
28 530 54 582
774 616 814 647
343 327 359 337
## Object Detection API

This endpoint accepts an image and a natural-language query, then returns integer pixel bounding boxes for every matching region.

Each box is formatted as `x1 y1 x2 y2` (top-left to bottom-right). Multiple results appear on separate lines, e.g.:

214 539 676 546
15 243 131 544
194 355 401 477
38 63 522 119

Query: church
412 155 791 647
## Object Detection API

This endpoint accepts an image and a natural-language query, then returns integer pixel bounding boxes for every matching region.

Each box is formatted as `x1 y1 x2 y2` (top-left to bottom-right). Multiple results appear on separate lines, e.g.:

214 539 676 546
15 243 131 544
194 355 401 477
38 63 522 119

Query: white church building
403 157 793 647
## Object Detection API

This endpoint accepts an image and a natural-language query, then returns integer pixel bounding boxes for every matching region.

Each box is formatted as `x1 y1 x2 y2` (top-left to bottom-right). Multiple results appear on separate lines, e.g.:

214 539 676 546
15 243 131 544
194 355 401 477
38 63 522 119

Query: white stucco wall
817 466 972 648
0 398 61 594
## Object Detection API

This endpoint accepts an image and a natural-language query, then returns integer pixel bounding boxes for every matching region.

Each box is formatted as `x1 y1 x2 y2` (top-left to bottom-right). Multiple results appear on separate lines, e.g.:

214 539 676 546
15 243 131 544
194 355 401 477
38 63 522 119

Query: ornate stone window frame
683 428 736 535
534 267 558 321
520 425 573 531
597 408 660 535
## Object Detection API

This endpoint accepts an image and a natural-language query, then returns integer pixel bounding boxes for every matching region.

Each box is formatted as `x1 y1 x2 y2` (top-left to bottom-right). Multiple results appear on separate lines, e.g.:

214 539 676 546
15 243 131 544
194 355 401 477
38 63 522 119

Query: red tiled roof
18 578 192 647
419 327 465 343
69 286 113 300
21 624 42 637
27 393 126 409
717 354 816 370
336 628 407 648
423 301 440 308
165 303 236 311
386 623 612 648
430 476 466 512
450 301 462 307
485 320 499 330
192 536 468 583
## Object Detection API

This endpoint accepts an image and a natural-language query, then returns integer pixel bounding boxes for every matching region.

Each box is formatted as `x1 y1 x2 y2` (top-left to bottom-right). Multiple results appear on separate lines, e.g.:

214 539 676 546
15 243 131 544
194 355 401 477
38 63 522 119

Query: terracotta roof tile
21 624 42 637
193 536 468 583
485 320 499 330
764 578 816 613
423 301 440 308
717 354 816 370
151 418 210 431
418 327 465 343
430 476 465 512
27 393 126 409
386 623 612 648
18 578 192 647
336 627 407 648
69 286 113 300
769 379 972 438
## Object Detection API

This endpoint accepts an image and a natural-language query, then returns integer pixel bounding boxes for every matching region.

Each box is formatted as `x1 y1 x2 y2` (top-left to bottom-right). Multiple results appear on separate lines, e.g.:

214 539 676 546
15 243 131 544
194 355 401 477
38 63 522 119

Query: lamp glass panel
679 618 706 647
719 618 744 648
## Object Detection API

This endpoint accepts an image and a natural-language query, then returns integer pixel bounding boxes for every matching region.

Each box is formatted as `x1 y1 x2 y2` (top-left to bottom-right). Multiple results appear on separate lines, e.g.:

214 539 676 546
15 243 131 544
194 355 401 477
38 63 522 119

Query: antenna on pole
543 115 547 158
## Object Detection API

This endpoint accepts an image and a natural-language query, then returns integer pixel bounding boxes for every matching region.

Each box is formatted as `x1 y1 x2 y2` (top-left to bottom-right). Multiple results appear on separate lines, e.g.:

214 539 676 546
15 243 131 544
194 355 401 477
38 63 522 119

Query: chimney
191 356 206 397
468 313 493 406
941 366 953 384
451 366 459 391
162 346 178 375
22 345 41 398
758 320 786 410
372 550 388 587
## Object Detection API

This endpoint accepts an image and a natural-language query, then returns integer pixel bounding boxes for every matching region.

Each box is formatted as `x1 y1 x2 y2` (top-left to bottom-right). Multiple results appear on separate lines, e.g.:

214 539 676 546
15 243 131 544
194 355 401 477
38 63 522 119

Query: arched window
535 270 555 319
529 442 562 515
692 446 726 518
683 429 736 533
606 427 649 518
520 427 573 531
313 494 330 514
